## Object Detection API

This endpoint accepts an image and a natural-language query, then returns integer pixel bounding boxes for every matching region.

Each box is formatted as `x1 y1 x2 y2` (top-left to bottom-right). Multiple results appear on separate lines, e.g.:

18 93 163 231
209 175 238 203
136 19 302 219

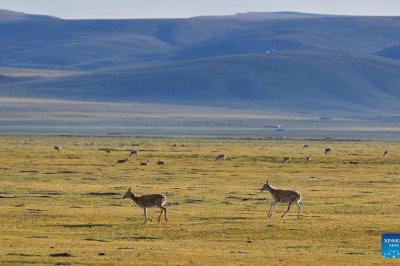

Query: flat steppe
0 136 399 265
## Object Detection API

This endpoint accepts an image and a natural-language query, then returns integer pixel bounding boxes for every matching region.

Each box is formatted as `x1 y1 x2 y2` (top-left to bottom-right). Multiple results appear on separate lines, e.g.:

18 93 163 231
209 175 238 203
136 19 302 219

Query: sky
1 0 400 19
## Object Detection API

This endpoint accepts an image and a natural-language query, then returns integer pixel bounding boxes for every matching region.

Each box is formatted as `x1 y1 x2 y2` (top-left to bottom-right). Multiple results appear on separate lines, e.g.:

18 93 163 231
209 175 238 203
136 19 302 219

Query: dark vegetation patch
29 191 62 196
82 177 97 181
98 148 118 152
49 252 73 257
84 238 109 242
345 252 365 255
184 199 204 204
57 171 79 174
48 224 112 228
165 201 179 206
83 192 119 196
116 236 161 241
26 208 45 212
29 235 48 239
6 253 40 257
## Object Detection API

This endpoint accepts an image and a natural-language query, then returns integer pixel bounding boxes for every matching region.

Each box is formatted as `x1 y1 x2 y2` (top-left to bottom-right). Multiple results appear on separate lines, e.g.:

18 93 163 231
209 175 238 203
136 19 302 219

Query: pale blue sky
1 0 400 19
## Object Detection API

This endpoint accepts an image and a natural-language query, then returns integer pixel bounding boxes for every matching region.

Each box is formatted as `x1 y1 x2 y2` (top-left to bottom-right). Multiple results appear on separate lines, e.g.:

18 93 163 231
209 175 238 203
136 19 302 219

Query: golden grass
0 136 399 265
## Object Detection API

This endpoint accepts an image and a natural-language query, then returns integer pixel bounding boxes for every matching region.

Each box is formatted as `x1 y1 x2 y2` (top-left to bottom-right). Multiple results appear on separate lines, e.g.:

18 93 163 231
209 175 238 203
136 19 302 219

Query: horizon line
1 8 400 20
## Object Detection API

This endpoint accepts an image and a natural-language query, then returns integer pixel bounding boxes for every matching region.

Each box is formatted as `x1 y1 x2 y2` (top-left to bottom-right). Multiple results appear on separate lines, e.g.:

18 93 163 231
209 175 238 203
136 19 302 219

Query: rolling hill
1 9 400 116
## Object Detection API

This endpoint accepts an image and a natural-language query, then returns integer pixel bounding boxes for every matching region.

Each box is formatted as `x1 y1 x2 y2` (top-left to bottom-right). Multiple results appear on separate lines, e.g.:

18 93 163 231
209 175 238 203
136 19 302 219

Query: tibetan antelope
117 158 129 164
383 151 389 157
171 144 177 150
215 154 227 161
122 187 167 223
303 144 309 148
306 155 312 161
140 160 150 166
324 148 332 154
261 180 302 219
282 157 291 163
157 159 165 165
54 145 60 152
129 149 139 156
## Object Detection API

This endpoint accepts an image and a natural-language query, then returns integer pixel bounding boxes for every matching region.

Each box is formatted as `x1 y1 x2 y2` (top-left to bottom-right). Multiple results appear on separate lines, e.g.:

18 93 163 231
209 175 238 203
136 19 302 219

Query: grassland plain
0 136 399 265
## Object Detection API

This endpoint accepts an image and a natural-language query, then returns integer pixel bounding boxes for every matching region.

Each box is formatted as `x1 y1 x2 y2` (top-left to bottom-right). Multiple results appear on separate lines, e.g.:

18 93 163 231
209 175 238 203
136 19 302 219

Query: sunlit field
0 136 399 265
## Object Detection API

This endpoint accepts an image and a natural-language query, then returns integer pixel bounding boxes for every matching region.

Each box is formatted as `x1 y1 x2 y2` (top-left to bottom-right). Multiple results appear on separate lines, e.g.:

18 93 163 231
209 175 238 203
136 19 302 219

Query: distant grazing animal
140 160 150 166
215 154 227 161
117 159 129 164
157 160 165 165
261 180 301 219
306 155 312 161
123 187 167 223
383 151 389 157
54 145 60 152
129 150 139 156
324 148 332 154
90 141 95 146
303 144 309 148
105 149 111 153
171 144 177 150
282 157 291 163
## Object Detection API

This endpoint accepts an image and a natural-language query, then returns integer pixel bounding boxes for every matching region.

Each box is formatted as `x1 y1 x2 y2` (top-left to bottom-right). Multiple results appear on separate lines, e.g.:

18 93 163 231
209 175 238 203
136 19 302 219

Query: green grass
0 136 399 265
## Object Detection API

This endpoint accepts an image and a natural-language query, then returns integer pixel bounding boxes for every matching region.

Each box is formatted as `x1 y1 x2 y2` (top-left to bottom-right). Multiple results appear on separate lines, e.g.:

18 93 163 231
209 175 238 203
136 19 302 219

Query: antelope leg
267 202 275 216
268 202 278 217
296 201 301 218
158 207 163 222
143 208 147 223
163 207 168 221
281 201 293 218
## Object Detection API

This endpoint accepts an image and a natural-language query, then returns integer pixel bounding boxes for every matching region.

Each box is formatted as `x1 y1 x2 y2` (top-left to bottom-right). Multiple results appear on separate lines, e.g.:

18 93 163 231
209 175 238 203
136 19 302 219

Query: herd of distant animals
52 143 392 223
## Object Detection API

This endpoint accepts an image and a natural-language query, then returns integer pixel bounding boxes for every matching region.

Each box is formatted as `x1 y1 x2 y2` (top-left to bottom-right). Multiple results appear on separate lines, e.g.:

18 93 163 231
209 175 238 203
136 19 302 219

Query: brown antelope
140 160 149 166
383 150 389 157
261 180 302 219
171 144 177 150
122 187 167 223
54 145 60 152
117 158 129 164
282 157 291 163
324 148 332 154
157 159 165 165
215 154 227 161
306 155 312 161
303 144 309 148
129 149 139 156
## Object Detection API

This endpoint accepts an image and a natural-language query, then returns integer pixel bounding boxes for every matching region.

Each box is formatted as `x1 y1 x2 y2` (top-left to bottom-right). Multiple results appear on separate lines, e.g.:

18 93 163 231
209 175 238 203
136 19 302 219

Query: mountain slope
376 44 400 60
1 10 400 116
1 10 400 69
2 52 400 114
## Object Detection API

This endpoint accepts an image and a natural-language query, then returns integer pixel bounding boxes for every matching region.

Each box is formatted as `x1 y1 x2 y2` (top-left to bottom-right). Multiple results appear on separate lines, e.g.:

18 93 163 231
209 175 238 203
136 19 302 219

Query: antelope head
261 180 271 192
123 187 133 199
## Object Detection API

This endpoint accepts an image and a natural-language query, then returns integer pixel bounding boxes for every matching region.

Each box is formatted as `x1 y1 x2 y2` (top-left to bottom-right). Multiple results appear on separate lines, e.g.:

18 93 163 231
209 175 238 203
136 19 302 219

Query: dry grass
0 136 399 265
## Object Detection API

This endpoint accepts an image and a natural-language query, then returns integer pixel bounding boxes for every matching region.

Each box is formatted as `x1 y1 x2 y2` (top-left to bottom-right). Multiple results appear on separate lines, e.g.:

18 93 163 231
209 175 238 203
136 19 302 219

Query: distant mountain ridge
0 9 400 115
